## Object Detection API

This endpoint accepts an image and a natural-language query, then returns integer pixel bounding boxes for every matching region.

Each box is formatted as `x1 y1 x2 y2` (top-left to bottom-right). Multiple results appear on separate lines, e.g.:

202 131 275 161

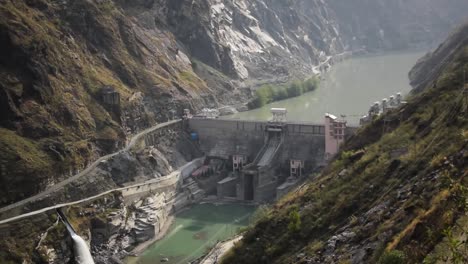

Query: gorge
0 1 467 264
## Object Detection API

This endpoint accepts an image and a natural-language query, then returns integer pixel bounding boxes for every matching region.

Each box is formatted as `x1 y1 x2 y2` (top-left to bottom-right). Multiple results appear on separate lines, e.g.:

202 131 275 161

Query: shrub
288 206 302 233
379 250 407 264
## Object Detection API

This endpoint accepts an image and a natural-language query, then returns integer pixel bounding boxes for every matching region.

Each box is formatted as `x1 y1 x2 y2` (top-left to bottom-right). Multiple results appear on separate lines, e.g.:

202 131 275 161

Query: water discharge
227 51 426 125
57 209 95 264
71 234 96 264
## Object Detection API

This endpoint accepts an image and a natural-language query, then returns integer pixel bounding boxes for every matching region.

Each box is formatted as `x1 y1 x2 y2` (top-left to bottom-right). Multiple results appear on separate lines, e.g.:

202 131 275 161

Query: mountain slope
410 24 468 93
0 0 347 206
328 0 468 51
0 0 467 213
222 24 468 264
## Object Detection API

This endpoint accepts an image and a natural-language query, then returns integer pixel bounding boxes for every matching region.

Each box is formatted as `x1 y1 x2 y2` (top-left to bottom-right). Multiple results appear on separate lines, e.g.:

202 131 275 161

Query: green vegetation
0 128 54 204
97 0 117 15
0 128 53 172
178 70 208 91
287 206 302 233
379 250 407 264
0 213 64 264
248 77 319 108
222 33 467 264
249 204 271 225
423 215 468 264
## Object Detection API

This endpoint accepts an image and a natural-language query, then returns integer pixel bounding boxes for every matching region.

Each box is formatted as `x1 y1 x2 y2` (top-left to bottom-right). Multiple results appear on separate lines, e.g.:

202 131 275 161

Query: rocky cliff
328 0 468 51
410 23 468 93
0 0 343 206
0 0 467 212
222 24 468 264
0 124 203 263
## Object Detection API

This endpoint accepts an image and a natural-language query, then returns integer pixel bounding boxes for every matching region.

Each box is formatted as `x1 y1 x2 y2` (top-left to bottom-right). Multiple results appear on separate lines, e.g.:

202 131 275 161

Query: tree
275 88 288 100
287 80 303 97
255 88 270 106
304 77 319 92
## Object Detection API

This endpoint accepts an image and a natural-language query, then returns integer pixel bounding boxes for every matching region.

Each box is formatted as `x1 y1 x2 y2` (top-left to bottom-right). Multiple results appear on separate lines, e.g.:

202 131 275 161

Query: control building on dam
186 109 356 202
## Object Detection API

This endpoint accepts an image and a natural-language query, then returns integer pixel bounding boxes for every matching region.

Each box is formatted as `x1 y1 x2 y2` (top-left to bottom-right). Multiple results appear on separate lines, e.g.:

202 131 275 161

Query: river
125 51 425 264
227 51 426 125
126 204 256 264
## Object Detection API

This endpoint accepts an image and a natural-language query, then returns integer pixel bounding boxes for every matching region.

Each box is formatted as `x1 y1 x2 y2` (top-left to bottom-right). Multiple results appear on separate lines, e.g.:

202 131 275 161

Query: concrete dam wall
188 118 265 160
188 118 329 202
188 118 326 168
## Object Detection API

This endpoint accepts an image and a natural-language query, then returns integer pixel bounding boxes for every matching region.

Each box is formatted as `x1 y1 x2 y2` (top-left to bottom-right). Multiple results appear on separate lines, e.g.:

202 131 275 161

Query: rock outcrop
1 0 467 206
328 0 468 51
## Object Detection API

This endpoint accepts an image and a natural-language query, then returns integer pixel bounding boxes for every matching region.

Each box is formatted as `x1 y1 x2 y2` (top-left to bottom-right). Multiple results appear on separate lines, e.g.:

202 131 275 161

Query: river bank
125 203 256 264
198 236 243 264
226 50 427 124
129 214 176 257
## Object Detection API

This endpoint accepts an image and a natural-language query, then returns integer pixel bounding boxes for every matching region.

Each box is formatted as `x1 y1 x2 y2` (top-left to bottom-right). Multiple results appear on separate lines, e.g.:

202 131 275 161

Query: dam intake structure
57 209 95 264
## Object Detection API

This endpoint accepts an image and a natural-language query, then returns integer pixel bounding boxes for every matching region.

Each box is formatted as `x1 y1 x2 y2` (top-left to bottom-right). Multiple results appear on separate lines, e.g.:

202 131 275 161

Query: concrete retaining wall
181 158 205 180
121 175 178 202
217 176 237 199
121 158 205 202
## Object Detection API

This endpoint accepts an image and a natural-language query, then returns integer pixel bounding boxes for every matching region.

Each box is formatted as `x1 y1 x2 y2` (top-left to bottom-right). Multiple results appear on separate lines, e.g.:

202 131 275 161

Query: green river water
126 204 256 264
227 51 426 125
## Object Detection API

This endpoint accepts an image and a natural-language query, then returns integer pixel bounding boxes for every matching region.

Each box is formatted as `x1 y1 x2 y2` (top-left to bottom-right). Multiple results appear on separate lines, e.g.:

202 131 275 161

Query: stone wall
121 158 205 203
142 121 184 148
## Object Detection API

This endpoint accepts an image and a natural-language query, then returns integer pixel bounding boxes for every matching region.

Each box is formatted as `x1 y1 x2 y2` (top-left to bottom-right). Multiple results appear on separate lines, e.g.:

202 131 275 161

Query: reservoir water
227 51 426 125
125 51 426 264
126 204 256 264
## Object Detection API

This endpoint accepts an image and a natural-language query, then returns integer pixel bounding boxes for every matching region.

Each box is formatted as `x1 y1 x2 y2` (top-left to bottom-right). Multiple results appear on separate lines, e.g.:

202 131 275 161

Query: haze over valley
0 1 467 264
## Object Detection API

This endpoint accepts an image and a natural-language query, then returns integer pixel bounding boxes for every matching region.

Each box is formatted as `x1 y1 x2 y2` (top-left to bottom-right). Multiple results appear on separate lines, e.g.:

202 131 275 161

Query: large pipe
56 209 95 264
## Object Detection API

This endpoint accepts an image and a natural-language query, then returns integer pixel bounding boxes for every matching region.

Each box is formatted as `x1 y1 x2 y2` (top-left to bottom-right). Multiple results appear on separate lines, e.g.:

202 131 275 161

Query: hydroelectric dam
186 109 357 202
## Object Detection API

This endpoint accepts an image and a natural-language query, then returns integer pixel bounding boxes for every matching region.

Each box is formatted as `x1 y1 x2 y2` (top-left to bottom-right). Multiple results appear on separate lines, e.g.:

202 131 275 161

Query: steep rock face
0 0 211 205
121 0 344 80
328 0 468 51
1 0 467 208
